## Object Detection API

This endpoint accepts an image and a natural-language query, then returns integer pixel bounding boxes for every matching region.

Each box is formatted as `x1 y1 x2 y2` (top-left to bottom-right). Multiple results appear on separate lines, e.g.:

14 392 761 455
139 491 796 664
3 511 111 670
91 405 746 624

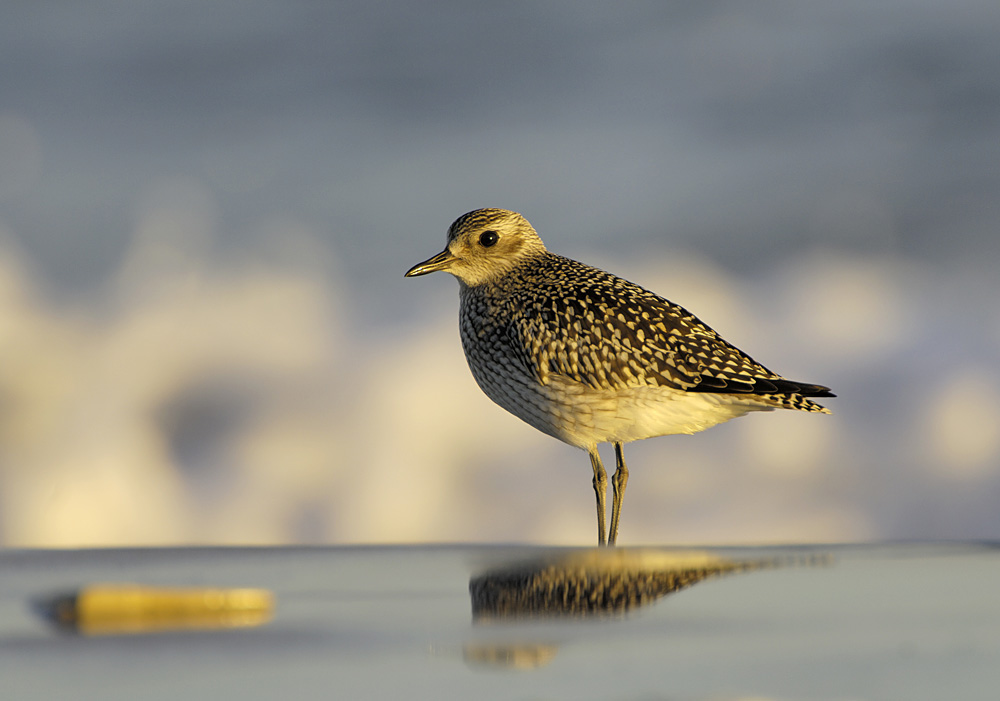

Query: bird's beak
405 248 457 277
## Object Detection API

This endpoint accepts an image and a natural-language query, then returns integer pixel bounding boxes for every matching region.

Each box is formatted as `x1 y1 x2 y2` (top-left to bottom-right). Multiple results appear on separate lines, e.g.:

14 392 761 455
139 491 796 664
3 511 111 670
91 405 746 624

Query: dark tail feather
690 376 835 398
781 381 836 398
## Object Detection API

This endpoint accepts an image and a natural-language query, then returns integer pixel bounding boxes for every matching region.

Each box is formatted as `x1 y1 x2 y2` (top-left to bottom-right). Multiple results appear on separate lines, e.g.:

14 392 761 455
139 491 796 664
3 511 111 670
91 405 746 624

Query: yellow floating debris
47 585 274 636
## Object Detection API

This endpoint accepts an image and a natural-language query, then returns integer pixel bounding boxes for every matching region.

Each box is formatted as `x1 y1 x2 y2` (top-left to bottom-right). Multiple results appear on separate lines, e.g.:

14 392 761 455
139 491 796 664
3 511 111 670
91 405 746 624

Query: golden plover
405 208 834 546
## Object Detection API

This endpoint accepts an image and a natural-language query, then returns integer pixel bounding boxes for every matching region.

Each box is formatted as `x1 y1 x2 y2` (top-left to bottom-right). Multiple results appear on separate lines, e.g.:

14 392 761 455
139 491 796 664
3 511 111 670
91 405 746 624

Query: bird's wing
509 266 831 400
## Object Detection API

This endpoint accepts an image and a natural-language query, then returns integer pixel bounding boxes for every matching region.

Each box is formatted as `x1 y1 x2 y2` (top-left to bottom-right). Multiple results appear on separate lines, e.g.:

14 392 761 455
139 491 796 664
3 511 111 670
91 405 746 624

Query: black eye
479 230 499 248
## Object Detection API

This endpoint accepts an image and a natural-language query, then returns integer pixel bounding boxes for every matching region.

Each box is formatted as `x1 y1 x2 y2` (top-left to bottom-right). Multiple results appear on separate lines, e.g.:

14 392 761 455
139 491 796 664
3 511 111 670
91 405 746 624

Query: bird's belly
466 354 773 450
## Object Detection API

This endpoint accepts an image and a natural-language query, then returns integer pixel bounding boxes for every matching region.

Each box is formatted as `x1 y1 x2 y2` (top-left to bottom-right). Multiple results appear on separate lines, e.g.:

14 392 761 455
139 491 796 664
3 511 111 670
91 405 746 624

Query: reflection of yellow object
463 642 559 670
50 585 274 636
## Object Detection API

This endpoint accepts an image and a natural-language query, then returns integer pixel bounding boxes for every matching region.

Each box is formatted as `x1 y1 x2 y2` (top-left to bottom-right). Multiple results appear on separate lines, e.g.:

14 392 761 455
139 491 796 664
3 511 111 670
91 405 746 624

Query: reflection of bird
469 549 761 621
406 208 835 546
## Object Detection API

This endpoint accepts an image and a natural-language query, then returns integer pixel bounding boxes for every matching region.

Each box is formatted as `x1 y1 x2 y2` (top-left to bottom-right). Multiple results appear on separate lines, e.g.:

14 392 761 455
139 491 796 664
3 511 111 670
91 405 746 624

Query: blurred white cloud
921 368 1000 476
782 254 912 361
0 204 343 544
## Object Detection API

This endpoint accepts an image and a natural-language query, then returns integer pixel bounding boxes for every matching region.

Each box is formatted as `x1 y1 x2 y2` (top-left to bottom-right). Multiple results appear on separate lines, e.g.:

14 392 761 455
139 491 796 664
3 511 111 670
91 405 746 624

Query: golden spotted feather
494 253 832 413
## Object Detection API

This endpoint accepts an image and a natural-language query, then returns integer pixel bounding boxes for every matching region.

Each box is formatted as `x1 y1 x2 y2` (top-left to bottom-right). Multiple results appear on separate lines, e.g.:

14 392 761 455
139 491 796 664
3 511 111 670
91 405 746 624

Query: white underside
471 365 775 451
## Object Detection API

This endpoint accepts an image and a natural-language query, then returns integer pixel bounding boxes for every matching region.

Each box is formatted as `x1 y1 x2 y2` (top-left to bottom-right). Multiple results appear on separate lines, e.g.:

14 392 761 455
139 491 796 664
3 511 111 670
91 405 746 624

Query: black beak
405 249 457 277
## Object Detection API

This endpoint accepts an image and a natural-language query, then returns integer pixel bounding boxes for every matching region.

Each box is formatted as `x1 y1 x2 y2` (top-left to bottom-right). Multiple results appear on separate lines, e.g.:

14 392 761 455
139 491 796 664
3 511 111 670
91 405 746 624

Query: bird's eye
479 230 499 248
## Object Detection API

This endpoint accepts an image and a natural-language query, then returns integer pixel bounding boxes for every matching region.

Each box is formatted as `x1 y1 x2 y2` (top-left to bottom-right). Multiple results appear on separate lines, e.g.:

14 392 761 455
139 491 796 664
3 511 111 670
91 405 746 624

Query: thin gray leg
608 442 629 546
588 448 608 547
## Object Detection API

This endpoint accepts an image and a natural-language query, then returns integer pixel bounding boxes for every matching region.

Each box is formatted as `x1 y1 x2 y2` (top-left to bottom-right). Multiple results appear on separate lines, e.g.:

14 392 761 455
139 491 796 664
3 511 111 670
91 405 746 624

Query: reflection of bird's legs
608 442 629 546
588 448 607 546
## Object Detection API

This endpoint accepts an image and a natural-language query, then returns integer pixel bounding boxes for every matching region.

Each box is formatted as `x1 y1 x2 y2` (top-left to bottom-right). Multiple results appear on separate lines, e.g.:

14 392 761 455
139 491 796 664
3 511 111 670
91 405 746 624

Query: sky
0 1 998 546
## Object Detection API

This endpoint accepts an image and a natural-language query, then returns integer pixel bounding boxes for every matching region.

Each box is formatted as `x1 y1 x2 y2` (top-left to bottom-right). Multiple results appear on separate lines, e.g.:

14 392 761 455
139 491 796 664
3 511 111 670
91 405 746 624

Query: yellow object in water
47 584 274 636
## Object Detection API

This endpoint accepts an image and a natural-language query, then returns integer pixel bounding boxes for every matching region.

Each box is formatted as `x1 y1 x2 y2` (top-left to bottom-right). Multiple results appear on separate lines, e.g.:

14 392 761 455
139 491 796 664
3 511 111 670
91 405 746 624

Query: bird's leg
588 448 608 547
608 442 629 546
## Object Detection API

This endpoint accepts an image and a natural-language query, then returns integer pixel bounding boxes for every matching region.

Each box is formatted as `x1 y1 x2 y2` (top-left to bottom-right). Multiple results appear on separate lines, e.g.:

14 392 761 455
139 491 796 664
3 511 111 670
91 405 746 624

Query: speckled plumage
406 208 834 545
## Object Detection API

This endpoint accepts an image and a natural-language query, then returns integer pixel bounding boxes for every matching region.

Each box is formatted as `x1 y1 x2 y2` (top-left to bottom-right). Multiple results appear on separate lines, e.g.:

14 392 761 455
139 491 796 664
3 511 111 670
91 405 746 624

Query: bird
405 208 835 546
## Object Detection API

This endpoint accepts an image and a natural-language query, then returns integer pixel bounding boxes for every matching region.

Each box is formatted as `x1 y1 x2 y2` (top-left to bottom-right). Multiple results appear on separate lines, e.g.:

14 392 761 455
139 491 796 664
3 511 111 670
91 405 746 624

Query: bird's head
405 208 547 287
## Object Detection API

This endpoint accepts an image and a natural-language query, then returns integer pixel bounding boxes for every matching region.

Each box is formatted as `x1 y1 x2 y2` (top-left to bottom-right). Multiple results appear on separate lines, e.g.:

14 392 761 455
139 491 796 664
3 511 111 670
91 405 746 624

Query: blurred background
0 1 998 547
